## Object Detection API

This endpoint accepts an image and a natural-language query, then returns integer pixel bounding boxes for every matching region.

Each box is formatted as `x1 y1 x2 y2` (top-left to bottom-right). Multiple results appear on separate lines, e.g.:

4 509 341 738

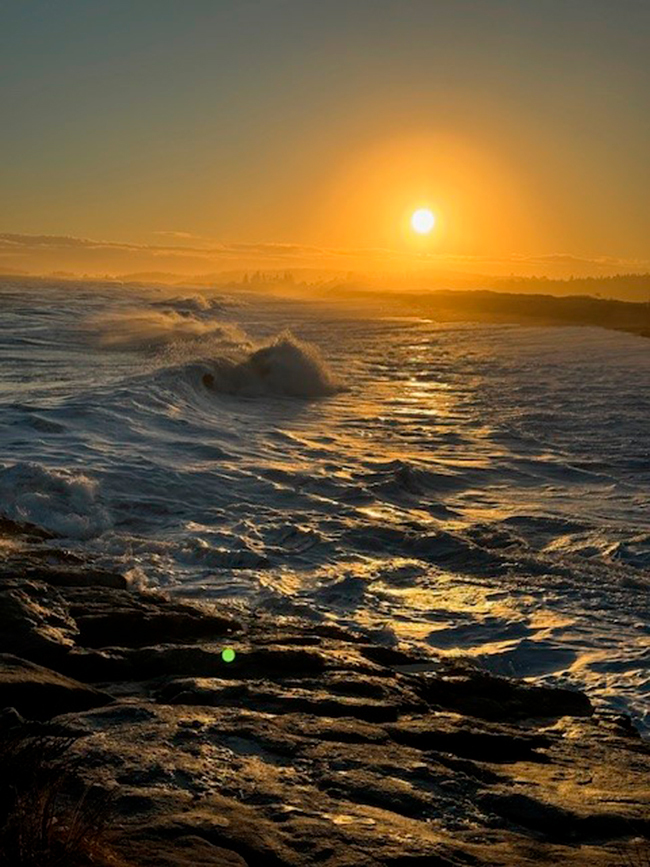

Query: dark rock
18 565 129 589
481 791 650 843
59 646 134 682
0 653 113 720
0 580 78 662
0 706 26 730
119 645 234 680
75 642 331 684
0 543 129 589
388 719 549 763
218 645 328 680
317 767 436 818
382 855 464 867
419 668 593 721
357 644 434 668
119 835 249 866
63 586 241 648
0 515 55 540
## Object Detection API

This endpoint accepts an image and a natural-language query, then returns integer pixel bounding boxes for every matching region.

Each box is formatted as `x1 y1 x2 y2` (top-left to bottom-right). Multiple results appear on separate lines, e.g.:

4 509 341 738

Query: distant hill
325 286 650 339
491 273 650 303
417 290 650 338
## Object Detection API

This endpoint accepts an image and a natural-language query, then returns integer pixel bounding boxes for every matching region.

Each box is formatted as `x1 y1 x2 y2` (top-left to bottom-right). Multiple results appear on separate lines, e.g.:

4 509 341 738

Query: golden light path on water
0 282 649 730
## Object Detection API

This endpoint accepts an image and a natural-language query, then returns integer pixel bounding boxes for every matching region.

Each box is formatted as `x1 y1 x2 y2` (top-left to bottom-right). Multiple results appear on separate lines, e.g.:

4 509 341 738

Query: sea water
1 279 649 730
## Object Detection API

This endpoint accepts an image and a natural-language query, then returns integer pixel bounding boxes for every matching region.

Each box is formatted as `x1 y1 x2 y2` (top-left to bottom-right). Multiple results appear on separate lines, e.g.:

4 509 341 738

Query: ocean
1 279 649 731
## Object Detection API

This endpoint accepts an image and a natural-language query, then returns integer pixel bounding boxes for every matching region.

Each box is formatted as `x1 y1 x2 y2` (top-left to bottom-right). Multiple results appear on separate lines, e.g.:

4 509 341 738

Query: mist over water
1 279 649 731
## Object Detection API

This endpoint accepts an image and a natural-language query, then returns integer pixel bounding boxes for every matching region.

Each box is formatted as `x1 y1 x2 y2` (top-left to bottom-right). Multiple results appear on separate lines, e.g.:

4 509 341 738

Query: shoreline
1 524 648 866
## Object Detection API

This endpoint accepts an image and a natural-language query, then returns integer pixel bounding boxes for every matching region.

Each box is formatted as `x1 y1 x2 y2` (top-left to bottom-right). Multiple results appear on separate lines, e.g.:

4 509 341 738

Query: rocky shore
0 522 648 866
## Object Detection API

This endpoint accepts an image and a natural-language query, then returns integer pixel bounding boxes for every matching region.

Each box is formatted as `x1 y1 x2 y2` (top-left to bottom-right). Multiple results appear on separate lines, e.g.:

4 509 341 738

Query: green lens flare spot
221 647 236 664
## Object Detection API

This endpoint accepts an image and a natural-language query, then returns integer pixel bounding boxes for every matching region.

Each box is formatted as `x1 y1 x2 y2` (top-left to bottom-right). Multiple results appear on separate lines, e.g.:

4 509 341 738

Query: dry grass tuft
0 729 126 866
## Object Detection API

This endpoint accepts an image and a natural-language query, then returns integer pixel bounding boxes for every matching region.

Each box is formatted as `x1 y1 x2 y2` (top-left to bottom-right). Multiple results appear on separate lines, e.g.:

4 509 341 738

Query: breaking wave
150 330 344 400
197 332 343 399
86 297 342 399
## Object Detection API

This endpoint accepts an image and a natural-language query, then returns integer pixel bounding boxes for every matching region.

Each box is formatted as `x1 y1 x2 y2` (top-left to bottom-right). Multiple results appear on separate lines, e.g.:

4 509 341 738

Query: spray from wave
86 309 243 351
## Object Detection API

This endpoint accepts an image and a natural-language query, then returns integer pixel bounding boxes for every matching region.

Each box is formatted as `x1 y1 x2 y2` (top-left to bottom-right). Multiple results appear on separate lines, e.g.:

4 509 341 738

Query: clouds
0 231 377 280
0 231 647 280
508 252 650 270
0 231 346 262
0 231 409 272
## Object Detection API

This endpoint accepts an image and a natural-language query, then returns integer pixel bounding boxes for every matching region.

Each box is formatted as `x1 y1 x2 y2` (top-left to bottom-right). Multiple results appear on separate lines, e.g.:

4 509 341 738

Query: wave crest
199 331 342 399
151 294 225 314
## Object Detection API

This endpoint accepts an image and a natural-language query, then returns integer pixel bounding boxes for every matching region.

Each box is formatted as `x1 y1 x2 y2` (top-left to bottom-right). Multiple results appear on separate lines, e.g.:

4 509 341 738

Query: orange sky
1 2 649 281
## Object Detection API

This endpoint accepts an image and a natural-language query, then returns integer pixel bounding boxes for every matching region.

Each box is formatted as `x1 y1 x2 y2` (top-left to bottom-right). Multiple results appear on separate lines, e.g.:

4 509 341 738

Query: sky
1 0 649 280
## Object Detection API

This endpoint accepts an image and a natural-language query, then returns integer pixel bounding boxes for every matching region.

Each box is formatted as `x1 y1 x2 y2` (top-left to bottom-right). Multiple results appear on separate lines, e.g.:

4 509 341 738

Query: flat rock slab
56 696 649 866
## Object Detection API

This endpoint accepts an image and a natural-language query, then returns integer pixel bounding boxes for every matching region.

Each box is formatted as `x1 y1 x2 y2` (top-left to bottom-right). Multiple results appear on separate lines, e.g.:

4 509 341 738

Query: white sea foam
0 462 110 539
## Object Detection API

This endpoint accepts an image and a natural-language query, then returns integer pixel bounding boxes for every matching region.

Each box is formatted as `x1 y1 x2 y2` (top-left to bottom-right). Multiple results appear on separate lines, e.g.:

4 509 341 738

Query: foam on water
0 461 110 539
1 280 650 732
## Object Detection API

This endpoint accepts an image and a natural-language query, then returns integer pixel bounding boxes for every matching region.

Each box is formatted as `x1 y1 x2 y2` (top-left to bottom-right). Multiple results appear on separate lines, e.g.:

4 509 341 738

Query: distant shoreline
320 286 650 340
2 273 649 339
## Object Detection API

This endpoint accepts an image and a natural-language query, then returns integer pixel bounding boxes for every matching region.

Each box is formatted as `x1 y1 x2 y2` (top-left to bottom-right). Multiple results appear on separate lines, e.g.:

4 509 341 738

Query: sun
411 208 435 234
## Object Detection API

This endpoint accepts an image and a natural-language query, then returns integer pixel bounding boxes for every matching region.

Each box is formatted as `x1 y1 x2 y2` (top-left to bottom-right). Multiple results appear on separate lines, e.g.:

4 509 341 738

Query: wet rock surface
0 548 648 866
0 653 113 720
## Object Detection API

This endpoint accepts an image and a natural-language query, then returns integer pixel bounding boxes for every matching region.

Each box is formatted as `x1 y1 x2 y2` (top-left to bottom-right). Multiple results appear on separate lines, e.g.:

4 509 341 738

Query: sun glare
411 208 435 234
